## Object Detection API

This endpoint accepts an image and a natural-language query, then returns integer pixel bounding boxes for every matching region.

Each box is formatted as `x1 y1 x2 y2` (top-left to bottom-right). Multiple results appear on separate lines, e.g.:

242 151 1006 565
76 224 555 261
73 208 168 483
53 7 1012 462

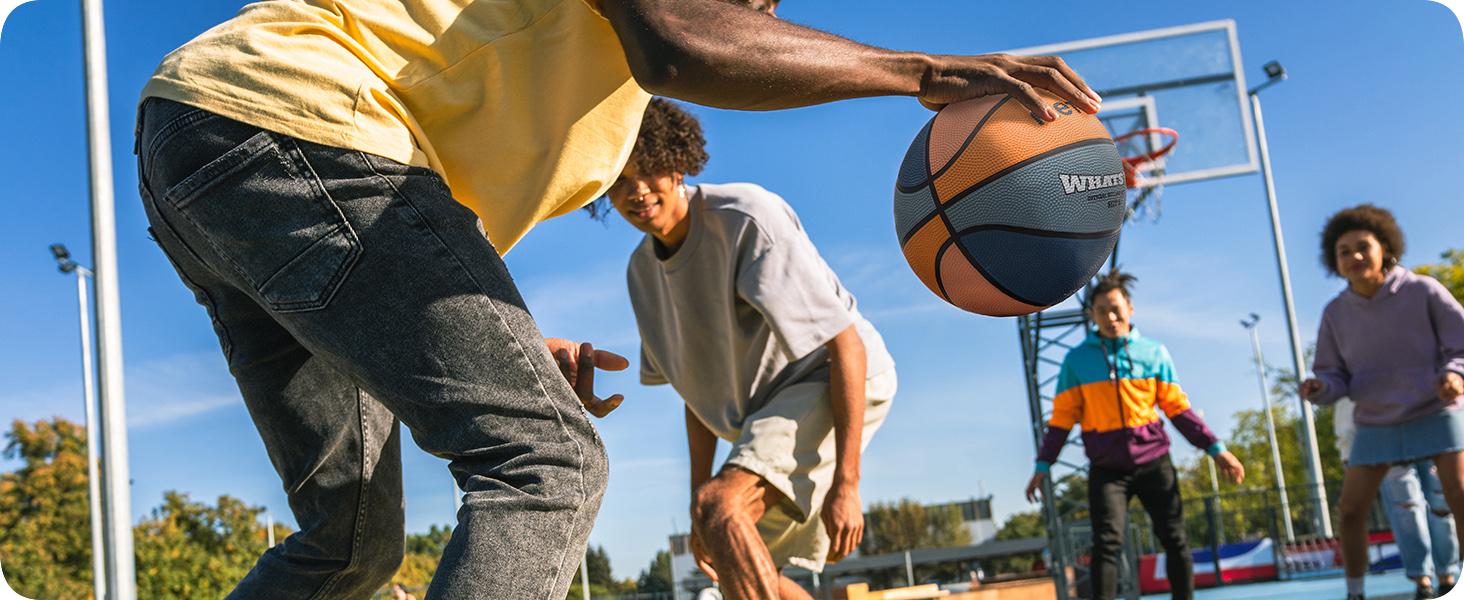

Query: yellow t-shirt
141 0 650 253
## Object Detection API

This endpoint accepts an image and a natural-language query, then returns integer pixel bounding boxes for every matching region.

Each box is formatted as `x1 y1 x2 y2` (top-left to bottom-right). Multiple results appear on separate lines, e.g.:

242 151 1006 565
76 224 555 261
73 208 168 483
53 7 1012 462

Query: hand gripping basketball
918 54 1102 120
893 89 1126 317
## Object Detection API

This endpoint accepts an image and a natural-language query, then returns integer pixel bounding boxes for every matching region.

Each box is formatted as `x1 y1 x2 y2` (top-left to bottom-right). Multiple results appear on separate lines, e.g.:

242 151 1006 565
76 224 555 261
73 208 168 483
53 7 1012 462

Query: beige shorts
722 367 896 572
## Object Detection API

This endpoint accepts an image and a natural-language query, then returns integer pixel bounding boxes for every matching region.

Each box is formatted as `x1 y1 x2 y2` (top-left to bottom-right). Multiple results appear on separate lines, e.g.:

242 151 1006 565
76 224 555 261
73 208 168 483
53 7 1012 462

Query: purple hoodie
1307 267 1464 426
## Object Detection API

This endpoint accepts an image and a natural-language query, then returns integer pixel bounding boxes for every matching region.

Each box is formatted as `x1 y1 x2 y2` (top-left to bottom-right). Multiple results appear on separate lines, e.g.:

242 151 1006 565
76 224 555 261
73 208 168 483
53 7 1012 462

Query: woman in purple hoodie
1301 204 1464 600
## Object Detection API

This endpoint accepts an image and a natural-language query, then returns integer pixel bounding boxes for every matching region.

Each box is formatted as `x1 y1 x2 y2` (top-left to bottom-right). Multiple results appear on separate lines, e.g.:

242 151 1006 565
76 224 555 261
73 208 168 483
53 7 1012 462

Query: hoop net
1114 127 1178 223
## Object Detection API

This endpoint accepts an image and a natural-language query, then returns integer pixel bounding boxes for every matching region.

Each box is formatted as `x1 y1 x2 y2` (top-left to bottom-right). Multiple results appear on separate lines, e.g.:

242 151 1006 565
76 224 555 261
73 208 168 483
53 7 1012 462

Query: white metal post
1250 91 1332 538
74 267 107 600
581 551 592 600
1244 317 1295 542
81 0 136 594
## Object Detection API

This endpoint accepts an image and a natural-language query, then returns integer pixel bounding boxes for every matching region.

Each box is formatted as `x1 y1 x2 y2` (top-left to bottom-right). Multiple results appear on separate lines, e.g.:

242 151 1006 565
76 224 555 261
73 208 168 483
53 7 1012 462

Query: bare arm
685 405 721 579
826 325 867 488
687 405 718 492
600 0 1100 118
823 324 867 561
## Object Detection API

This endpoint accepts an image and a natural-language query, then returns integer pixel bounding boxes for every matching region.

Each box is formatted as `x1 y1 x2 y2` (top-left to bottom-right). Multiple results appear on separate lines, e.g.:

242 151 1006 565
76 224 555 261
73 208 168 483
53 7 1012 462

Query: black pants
1089 454 1192 600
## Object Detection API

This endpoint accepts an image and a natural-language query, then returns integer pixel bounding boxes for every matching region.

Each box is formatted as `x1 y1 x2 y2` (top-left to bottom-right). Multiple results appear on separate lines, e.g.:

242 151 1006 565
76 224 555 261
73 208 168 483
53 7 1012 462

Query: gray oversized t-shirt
626 183 895 441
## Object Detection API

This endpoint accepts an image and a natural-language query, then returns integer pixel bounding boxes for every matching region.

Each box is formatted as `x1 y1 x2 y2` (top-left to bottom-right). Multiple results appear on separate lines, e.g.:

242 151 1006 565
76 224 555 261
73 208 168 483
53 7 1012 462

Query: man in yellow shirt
136 0 1100 597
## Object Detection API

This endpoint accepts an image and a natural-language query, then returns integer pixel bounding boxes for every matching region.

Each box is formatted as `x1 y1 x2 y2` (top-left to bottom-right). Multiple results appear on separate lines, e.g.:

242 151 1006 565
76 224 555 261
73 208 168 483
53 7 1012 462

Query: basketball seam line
952 223 1122 240
898 96 1010 195
934 235 952 303
897 137 1118 247
931 184 1048 310
944 221 1048 310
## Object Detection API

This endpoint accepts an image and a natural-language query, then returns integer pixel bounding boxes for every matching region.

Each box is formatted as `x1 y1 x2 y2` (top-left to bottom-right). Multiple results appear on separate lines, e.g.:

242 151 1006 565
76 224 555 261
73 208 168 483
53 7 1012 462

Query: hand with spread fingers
918 53 1102 118
545 338 629 417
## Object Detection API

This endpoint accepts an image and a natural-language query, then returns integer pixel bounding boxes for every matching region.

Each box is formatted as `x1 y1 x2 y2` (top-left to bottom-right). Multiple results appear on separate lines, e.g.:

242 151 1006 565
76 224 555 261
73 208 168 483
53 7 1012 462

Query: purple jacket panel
1170 407 1220 452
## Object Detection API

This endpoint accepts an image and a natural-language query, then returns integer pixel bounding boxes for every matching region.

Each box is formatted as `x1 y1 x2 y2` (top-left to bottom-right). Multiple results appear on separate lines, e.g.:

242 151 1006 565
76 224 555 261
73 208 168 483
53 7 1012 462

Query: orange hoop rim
1114 127 1179 188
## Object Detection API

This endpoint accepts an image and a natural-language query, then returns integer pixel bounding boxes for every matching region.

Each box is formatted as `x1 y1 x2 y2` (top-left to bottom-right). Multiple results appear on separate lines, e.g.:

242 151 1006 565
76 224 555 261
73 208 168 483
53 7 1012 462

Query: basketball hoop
1114 127 1178 223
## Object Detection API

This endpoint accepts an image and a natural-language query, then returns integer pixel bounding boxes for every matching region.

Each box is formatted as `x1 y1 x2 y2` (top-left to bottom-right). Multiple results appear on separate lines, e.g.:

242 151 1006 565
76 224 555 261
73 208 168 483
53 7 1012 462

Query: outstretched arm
600 0 1101 118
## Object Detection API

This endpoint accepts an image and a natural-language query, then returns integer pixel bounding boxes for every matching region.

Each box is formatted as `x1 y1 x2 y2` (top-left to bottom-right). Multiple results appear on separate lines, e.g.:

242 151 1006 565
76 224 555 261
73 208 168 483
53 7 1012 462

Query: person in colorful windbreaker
1025 270 1245 600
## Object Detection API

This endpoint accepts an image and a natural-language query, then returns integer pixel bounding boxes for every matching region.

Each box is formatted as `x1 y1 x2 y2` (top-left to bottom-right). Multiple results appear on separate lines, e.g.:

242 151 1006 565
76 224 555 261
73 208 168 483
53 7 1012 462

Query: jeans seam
359 152 592 596
145 108 218 174
300 387 372 600
265 141 362 313
142 192 238 360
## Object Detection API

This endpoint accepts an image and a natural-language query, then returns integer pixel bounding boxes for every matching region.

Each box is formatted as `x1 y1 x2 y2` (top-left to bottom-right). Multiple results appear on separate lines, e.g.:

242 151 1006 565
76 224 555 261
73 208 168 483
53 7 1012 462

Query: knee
691 483 743 533
1339 499 1374 526
357 532 406 588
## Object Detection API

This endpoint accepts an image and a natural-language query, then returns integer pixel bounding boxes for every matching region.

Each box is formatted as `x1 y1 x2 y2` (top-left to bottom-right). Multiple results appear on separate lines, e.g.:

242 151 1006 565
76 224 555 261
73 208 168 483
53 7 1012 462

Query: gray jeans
136 98 608 599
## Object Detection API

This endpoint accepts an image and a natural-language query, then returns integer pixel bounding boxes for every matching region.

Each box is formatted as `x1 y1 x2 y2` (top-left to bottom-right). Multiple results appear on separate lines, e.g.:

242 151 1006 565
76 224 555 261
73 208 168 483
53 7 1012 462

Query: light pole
50 244 106 600
1250 60 1332 538
81 0 137 592
1241 313 1295 542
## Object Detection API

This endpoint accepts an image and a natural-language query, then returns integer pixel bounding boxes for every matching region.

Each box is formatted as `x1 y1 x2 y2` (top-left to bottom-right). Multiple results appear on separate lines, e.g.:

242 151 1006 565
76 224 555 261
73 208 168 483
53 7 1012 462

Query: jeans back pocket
162 130 361 313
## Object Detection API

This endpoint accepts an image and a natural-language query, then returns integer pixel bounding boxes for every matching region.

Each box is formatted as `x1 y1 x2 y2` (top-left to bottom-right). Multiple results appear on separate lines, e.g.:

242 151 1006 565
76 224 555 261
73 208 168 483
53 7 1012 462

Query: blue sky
2 0 1462 583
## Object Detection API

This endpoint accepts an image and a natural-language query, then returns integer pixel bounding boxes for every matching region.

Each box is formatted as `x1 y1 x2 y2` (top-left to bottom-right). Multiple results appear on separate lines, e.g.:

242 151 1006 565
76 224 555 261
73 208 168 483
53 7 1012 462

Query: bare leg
1432 451 1464 567
1339 463 1390 578
778 576 814 600
692 466 788 600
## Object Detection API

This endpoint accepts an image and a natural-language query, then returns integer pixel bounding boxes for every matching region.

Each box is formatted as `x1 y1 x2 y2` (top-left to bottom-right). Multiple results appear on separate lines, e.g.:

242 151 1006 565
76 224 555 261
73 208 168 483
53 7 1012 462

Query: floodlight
1250 61 1288 95
1263 61 1286 81
51 244 77 273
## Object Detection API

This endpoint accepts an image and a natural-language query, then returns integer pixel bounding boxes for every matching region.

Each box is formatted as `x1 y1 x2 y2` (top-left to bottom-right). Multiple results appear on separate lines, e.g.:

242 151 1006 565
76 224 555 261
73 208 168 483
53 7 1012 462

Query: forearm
604 0 926 110
1169 408 1223 454
1035 425 1070 467
686 406 718 491
827 325 867 486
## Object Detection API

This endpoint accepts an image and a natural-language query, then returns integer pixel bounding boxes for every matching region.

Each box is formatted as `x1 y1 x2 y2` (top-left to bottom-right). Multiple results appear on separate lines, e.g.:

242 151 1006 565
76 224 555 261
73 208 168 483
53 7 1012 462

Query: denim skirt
1350 407 1464 465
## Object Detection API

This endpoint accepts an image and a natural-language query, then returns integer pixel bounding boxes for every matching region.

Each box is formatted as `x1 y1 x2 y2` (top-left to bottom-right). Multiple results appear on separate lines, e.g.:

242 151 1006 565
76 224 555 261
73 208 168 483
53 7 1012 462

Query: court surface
1141 571 1434 600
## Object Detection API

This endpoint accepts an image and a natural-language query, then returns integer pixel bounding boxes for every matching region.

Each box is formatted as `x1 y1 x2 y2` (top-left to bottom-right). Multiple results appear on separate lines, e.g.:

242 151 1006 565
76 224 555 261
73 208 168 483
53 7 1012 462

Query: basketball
893 90 1126 317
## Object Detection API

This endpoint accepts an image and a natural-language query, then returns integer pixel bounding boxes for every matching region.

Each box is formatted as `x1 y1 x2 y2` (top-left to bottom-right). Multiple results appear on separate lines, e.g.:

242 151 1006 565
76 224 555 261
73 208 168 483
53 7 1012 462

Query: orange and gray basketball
894 90 1125 317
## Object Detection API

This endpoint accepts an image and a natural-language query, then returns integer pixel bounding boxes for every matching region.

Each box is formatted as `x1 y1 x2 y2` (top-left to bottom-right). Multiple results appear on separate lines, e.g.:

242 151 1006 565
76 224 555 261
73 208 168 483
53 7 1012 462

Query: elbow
627 53 690 98
606 0 702 98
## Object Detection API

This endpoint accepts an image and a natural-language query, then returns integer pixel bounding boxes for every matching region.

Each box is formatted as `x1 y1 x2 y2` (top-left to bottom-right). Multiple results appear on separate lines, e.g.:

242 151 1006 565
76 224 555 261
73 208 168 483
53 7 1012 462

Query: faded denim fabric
1382 461 1460 579
136 98 607 600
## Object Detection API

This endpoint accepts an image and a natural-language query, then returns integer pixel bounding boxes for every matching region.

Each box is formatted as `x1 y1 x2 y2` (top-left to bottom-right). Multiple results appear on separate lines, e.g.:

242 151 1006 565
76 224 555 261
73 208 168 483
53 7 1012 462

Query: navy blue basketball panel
897 118 935 190
959 229 1118 306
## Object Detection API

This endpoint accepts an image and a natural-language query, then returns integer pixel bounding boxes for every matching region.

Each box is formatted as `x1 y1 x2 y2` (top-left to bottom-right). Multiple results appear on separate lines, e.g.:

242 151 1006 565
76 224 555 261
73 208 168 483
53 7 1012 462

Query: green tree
0 418 94 599
1172 348 1345 543
132 491 290 600
636 549 673 593
565 544 633 598
404 524 452 556
1416 249 1464 304
986 511 1045 575
862 498 973 554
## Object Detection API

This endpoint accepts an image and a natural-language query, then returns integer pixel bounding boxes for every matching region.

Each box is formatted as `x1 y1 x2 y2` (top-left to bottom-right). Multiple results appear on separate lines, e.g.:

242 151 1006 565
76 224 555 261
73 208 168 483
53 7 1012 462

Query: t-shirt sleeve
580 0 607 17
734 204 857 362
640 346 668 386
